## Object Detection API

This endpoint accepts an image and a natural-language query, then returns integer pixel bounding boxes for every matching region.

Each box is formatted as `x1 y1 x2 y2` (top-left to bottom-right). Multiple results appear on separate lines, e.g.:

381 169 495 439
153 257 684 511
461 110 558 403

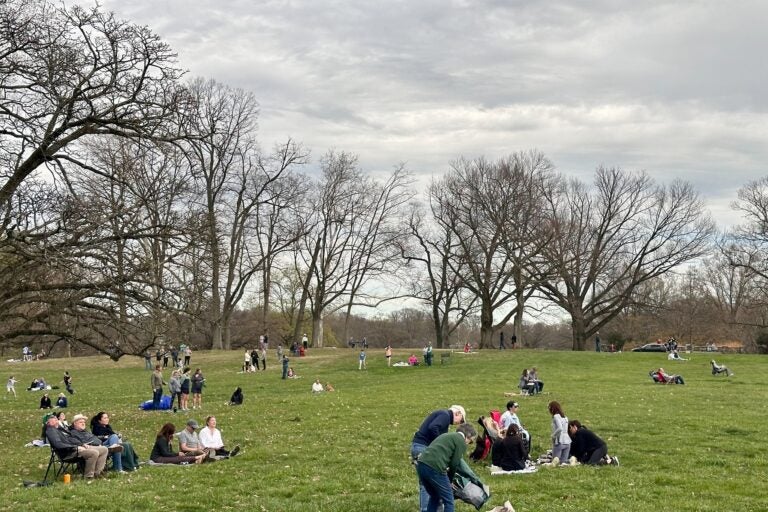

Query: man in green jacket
416 423 477 512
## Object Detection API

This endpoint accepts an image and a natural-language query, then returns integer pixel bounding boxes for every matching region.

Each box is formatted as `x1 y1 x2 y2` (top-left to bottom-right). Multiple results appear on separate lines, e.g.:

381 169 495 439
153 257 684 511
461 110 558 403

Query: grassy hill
1 348 765 511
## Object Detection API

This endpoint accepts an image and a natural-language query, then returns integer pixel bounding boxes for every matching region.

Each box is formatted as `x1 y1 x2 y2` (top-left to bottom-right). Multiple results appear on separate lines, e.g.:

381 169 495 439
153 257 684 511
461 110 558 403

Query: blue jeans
152 388 162 409
416 462 454 512
410 442 429 512
102 434 123 471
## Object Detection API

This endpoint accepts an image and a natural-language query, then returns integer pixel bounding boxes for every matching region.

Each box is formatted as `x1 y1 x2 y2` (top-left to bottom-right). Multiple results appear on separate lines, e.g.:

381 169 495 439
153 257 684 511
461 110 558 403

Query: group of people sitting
44 411 139 478
518 367 543 395
43 410 239 477
476 400 619 472
151 417 240 464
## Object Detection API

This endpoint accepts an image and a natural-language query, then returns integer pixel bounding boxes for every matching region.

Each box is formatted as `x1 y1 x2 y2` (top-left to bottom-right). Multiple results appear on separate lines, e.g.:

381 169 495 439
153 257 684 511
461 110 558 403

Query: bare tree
183 78 307 350
293 151 411 347
397 202 476 348
537 167 715 350
0 0 185 208
430 152 554 348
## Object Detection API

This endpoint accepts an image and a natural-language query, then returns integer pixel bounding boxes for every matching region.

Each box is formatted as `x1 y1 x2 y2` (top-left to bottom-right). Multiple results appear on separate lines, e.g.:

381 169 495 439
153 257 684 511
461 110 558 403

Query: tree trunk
479 301 494 349
312 313 324 348
571 312 587 351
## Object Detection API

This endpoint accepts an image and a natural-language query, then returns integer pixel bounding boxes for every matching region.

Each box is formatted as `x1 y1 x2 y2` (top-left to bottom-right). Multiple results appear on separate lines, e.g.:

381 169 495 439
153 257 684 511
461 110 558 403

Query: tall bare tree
398 202 476 348
293 151 411 347
430 152 554 348
537 167 715 350
184 78 307 349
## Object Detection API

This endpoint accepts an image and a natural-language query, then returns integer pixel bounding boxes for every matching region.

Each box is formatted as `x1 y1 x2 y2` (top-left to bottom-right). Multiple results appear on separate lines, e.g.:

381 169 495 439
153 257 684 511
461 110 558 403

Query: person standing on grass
63 371 75 394
416 422 477 512
385 345 392 366
548 401 571 464
169 369 182 412
151 365 165 410
359 349 367 370
410 405 466 512
595 332 601 352
184 345 192 366
180 367 191 411
260 346 268 370
6 375 17 398
499 331 505 349
191 368 205 409
282 355 289 379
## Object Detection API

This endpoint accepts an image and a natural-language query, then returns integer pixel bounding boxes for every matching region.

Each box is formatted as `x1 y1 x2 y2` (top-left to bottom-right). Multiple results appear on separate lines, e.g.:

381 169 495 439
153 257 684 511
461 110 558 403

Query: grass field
1 348 765 511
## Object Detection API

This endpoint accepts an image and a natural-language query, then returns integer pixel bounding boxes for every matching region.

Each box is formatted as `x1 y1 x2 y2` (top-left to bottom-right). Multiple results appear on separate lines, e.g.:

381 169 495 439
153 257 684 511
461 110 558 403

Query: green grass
1 348 766 511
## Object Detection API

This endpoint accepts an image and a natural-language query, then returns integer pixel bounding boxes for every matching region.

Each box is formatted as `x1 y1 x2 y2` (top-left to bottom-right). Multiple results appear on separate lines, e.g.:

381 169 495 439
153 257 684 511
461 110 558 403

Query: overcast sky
102 0 768 227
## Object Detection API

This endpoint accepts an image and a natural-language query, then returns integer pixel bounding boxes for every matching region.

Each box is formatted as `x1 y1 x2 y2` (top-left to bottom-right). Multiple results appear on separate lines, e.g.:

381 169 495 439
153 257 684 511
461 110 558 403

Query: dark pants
416 462 454 512
152 388 163 410
586 444 608 465
170 392 181 410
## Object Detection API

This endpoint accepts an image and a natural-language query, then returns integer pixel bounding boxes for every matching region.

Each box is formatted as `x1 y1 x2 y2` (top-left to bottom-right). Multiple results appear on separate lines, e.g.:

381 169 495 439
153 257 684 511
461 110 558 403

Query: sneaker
230 445 240 457
569 456 578 466
108 444 124 453
551 456 560 466
612 456 620 466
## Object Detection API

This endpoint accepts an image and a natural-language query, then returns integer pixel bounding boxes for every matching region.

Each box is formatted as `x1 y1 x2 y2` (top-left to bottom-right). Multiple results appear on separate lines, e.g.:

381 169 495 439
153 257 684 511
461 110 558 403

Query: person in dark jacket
150 423 205 464
46 414 108 478
568 420 608 465
39 393 52 409
491 424 528 471
228 387 243 405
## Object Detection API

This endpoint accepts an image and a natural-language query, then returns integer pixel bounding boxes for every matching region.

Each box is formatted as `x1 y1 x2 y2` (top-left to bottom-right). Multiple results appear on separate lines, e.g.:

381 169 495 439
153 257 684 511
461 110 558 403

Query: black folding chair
43 437 85 484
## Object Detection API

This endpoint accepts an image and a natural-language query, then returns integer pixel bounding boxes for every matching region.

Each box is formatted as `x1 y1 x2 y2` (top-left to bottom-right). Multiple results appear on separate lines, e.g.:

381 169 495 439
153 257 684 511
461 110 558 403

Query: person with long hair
491 424 528 471
90 411 140 471
548 401 571 464
150 423 205 464
191 368 205 409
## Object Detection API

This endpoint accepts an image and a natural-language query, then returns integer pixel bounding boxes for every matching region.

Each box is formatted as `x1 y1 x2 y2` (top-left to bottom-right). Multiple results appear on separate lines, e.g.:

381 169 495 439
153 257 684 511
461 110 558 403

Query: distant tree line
2 0 768 359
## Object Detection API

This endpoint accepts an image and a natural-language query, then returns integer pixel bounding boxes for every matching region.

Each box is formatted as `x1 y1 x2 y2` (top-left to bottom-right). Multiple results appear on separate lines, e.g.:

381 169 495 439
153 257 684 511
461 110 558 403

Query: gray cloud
100 0 768 227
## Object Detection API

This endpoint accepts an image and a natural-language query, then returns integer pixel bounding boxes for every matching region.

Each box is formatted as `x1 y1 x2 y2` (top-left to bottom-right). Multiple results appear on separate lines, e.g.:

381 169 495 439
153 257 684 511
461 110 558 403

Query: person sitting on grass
408 354 419 366
45 414 109 478
567 420 618 466
178 419 206 456
228 387 243 405
668 350 688 361
39 393 52 409
311 379 324 393
199 416 240 458
90 411 140 472
655 367 685 384
55 393 68 408
491 424 529 471
150 423 206 464
711 360 733 376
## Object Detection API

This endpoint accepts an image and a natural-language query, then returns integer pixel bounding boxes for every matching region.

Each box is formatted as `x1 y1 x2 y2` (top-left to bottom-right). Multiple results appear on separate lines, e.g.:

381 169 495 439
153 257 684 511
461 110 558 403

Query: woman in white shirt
199 416 240 458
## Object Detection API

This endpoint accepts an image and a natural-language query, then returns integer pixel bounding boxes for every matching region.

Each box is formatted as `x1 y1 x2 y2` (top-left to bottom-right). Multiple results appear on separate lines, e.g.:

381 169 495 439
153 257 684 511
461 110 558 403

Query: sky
100 0 768 228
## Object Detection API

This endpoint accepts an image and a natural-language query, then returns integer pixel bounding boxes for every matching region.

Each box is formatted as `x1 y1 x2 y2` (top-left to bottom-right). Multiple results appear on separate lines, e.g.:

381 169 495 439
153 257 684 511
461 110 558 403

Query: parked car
632 343 667 352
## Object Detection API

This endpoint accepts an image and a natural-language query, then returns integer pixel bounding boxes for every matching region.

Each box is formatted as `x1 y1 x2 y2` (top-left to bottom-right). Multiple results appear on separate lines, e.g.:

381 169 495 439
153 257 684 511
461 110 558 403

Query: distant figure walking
6 375 18 398
358 349 367 370
595 333 601 353
499 331 506 350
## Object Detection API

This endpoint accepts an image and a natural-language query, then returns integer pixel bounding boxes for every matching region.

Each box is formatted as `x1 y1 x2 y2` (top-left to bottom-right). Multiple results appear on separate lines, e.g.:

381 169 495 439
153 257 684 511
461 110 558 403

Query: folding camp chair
43 436 85 484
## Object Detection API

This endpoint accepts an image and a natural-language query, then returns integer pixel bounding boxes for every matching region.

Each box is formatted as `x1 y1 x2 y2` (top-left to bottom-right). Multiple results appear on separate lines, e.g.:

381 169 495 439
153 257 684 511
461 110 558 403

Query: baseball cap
450 405 466 423
186 419 199 429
